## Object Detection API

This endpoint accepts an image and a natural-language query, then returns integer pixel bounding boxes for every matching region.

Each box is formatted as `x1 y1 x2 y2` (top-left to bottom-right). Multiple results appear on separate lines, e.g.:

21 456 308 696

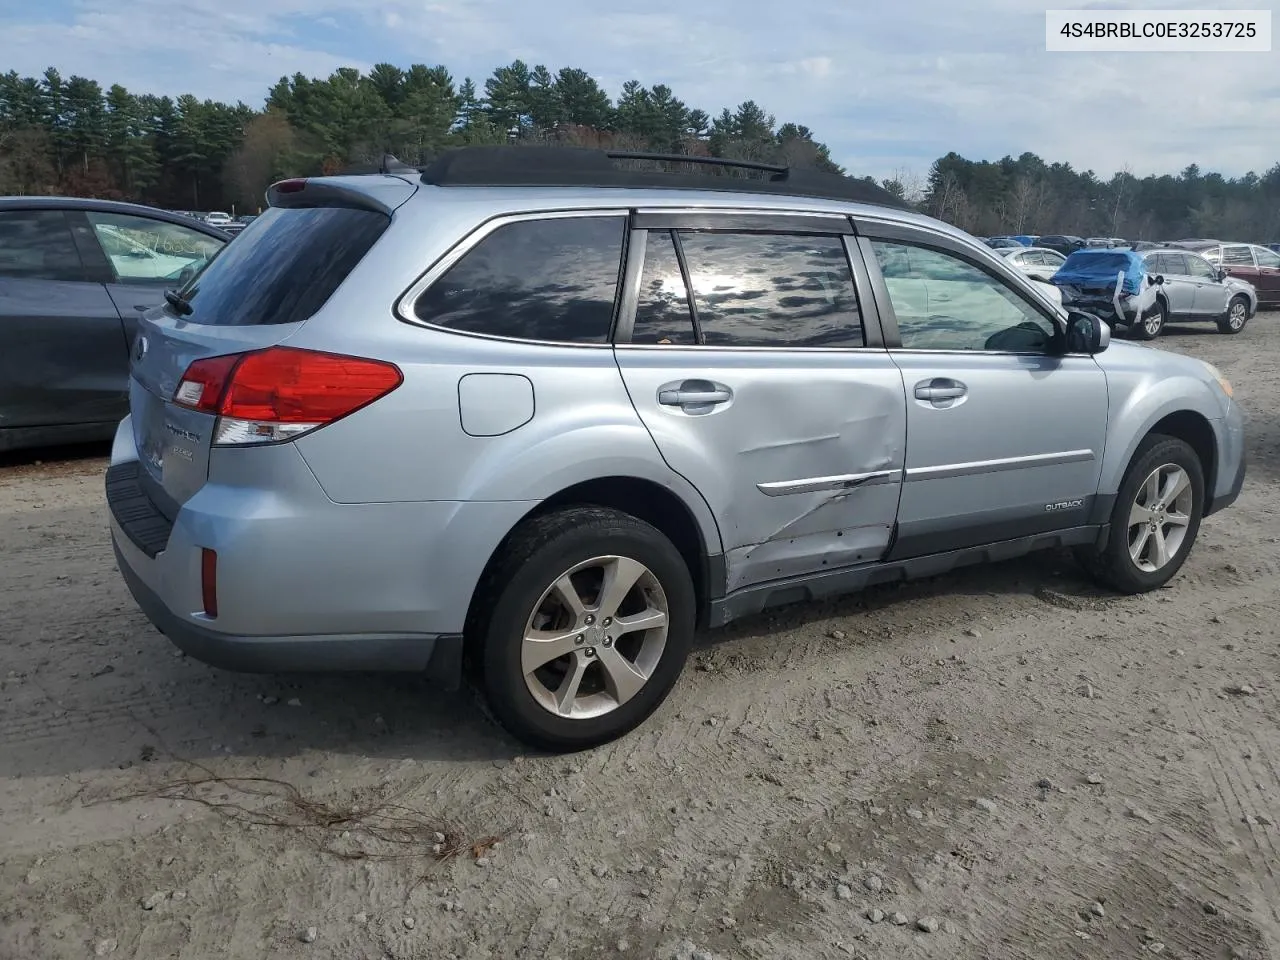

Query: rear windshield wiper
164 288 193 316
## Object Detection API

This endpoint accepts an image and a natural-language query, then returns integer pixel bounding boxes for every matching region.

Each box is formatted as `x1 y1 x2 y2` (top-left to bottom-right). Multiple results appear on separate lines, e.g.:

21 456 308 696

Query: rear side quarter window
413 215 626 344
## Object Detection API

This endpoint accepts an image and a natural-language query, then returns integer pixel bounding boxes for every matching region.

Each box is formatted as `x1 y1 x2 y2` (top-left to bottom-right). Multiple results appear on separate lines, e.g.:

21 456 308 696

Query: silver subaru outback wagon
107 147 1245 751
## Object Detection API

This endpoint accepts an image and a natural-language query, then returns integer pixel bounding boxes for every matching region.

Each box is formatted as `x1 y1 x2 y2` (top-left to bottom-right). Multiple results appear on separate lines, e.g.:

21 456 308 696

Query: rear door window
175 206 389 325
413 214 625 343
674 232 864 347
0 210 85 281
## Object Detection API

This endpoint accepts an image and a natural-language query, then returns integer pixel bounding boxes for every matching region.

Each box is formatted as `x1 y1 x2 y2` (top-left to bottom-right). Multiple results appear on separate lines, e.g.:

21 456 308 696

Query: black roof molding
417 146 911 210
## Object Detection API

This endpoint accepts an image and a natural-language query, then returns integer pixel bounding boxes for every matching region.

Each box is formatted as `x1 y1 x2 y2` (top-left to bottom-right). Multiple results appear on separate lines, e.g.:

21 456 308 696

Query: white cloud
2 0 1275 181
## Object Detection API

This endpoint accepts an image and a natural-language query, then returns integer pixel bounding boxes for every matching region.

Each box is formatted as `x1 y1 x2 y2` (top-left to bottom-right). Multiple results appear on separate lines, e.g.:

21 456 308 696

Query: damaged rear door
613 212 906 594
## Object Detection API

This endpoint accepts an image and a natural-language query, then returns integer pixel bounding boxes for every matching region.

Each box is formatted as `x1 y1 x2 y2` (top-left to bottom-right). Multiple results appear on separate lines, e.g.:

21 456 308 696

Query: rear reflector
174 354 240 413
201 548 218 618
173 347 402 445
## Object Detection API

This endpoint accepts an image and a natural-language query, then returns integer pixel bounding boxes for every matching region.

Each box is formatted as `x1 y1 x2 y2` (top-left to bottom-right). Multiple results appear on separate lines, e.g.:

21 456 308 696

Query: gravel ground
2 314 1279 960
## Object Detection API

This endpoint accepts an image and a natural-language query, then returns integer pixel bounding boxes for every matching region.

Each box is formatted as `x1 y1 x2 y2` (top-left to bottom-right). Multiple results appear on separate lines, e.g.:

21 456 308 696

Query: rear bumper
112 536 463 677
105 416 532 677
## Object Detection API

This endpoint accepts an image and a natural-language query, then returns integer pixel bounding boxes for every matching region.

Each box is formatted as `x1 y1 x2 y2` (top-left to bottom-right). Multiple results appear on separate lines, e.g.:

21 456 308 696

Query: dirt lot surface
3 316 1279 960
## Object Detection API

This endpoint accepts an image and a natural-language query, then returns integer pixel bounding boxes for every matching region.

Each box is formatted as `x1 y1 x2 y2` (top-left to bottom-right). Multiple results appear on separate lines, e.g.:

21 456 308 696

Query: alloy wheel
520 555 669 719
1127 463 1194 573
1227 300 1247 331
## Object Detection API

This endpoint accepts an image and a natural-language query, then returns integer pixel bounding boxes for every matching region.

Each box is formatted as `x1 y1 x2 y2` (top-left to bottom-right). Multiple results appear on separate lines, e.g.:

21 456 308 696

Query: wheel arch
1148 410 1218 496
1103 406 1218 503
462 475 726 666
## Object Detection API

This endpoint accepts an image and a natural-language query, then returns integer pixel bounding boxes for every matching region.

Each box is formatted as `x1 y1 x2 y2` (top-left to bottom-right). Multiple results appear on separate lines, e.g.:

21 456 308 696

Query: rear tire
469 506 695 752
1130 299 1166 341
1076 434 1204 594
1217 295 1249 334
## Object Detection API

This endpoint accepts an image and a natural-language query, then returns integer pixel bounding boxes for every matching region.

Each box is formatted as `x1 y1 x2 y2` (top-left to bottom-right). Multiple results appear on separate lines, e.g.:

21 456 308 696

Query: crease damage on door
721 403 904 592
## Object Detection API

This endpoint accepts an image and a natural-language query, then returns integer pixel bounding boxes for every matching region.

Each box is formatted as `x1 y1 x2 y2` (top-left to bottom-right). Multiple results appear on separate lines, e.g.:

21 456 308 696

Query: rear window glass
174 206 388 325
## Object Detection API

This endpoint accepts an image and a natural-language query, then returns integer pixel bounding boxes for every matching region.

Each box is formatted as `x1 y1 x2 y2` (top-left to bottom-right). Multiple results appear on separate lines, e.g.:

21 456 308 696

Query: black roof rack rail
417 146 910 210
337 153 421 176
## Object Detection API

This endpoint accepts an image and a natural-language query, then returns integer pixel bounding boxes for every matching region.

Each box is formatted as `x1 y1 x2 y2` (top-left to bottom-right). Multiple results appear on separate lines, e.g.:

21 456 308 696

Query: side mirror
1216 268 1229 281
1150 274 1164 286
1066 310 1110 355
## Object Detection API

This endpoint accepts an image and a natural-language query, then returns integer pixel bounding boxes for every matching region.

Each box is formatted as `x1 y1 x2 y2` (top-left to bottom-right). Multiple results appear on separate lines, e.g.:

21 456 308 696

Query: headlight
1204 362 1233 398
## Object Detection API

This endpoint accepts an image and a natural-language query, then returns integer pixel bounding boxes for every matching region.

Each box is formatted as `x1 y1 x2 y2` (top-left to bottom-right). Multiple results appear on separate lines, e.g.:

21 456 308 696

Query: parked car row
171 211 258 236
1051 247 1259 340
982 232 1277 339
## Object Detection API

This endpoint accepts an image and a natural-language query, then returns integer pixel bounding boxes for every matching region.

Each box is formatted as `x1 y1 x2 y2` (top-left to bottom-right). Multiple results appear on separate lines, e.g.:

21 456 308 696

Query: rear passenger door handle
657 379 733 411
659 388 732 406
914 378 967 408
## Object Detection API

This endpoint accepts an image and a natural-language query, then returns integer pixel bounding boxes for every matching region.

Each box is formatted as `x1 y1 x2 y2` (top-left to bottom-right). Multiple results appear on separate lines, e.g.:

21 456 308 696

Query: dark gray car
0 197 229 452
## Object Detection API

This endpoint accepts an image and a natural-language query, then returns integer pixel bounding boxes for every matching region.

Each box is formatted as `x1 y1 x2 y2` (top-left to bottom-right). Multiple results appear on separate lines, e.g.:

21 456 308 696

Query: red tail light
173 347 402 445
273 178 308 194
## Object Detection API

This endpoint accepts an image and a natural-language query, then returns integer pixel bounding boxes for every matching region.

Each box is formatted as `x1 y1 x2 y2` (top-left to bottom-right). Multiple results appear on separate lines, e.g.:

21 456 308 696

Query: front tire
1217 295 1249 334
470 506 696 752
1077 434 1204 594
1131 298 1166 341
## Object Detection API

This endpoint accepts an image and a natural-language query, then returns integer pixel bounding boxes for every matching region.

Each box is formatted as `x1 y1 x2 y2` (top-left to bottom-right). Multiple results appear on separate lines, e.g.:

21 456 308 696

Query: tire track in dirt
1184 687 1280 945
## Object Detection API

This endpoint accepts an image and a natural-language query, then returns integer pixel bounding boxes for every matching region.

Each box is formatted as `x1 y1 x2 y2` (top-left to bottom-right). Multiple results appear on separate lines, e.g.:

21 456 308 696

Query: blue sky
2 0 1277 183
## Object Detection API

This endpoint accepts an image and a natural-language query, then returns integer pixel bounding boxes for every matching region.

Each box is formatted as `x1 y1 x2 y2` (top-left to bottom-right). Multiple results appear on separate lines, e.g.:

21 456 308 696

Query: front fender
1229 283 1258 314
1098 362 1224 495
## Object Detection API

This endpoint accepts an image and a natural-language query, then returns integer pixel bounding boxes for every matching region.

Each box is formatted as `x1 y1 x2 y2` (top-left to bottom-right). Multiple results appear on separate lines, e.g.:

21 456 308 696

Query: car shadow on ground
3 528 1104 780
0 440 110 473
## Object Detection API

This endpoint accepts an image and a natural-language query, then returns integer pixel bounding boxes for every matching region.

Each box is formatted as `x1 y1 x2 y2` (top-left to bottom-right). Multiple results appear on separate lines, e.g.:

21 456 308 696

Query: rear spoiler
265 163 418 215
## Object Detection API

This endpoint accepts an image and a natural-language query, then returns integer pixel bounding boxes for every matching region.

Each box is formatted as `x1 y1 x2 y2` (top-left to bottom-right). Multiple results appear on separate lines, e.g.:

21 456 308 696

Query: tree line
1 63 1276 242
919 151 1280 243
0 63 838 213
